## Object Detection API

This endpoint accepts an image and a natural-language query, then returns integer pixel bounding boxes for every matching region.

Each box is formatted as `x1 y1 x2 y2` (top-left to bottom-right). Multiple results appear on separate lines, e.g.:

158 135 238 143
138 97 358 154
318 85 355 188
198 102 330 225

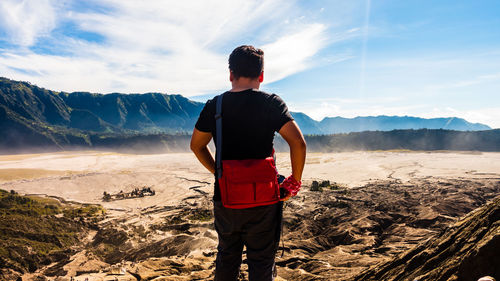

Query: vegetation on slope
0 77 203 152
1 77 496 153
0 189 105 276
297 129 500 152
0 77 203 134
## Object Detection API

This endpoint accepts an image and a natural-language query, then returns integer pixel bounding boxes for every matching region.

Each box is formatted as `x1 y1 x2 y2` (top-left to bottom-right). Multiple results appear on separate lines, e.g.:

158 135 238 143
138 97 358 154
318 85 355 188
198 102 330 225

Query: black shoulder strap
215 94 223 179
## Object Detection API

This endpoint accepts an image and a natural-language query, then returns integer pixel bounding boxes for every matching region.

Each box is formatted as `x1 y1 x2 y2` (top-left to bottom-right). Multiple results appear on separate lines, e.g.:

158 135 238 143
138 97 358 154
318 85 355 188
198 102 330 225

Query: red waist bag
214 93 279 209
218 157 279 209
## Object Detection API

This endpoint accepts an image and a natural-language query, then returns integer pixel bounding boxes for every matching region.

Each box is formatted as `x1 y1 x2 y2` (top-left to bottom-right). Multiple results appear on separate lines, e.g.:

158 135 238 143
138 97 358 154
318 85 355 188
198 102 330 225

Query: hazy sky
1 0 499 128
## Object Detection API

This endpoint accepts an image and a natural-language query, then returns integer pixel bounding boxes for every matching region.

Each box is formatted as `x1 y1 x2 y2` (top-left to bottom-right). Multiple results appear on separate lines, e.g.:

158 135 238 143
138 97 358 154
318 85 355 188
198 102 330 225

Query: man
190 45 306 281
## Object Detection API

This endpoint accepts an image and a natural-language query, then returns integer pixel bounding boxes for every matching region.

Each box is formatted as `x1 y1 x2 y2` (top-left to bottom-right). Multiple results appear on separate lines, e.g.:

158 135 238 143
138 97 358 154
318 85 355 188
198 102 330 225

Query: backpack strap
215 94 223 179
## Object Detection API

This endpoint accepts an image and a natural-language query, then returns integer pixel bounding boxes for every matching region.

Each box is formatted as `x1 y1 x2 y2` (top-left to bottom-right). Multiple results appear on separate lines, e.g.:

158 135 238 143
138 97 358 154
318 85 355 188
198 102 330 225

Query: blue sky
1 0 499 128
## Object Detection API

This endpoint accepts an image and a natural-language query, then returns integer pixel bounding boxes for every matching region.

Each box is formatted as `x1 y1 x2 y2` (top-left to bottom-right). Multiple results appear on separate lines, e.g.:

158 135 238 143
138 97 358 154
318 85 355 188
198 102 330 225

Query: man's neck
230 77 260 92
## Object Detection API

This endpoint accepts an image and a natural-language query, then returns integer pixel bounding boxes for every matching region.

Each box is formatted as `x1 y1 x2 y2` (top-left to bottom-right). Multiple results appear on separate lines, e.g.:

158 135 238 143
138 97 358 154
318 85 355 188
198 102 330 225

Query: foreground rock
352 196 500 280
4 177 500 280
80 177 499 281
276 178 500 280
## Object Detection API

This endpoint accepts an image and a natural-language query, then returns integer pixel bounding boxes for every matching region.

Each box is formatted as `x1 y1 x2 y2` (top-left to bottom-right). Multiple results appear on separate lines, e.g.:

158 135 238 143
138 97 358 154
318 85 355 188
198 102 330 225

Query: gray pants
213 201 283 281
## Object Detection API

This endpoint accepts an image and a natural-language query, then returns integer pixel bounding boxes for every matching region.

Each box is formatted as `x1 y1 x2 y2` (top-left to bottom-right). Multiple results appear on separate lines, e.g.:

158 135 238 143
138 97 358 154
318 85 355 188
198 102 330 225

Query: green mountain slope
1 77 497 153
0 77 204 134
0 77 204 151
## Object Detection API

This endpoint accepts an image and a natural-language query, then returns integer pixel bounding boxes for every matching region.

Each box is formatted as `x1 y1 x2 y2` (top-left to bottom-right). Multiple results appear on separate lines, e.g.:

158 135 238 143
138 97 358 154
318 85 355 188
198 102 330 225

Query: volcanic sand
1 151 499 207
1 151 499 280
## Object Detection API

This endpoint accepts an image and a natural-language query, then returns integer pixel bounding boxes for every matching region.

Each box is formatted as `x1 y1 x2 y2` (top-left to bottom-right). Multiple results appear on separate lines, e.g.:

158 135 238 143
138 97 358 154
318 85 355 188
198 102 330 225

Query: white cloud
262 23 327 83
0 0 333 95
0 0 58 47
289 99 425 121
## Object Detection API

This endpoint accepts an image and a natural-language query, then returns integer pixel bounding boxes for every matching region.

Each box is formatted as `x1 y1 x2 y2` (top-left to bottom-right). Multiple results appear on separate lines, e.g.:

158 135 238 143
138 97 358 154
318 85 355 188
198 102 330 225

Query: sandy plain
2 151 499 206
1 151 499 280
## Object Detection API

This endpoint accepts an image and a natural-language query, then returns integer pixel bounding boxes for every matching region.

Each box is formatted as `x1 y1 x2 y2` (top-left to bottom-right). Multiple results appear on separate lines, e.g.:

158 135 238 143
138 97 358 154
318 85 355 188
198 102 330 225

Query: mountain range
291 112 491 135
0 77 492 151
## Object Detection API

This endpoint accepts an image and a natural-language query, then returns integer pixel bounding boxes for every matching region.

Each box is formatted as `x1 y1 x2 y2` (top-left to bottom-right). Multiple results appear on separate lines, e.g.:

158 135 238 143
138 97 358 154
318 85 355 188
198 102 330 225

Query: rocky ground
3 177 498 280
353 196 500 281
1 152 499 280
278 178 499 280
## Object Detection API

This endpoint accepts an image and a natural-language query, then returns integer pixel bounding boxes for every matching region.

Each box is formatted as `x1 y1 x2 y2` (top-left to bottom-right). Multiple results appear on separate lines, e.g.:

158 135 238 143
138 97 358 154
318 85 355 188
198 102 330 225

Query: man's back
190 45 306 281
196 89 292 160
195 89 293 202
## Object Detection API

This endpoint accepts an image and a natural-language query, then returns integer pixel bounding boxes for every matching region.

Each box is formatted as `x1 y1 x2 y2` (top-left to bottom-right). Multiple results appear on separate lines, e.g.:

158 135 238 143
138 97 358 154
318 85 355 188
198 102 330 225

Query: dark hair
228 45 264 79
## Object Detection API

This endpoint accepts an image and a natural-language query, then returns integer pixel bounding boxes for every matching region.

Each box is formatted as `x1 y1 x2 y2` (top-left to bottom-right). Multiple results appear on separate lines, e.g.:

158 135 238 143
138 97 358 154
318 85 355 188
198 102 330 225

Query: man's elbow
190 140 200 153
291 137 307 152
298 138 307 152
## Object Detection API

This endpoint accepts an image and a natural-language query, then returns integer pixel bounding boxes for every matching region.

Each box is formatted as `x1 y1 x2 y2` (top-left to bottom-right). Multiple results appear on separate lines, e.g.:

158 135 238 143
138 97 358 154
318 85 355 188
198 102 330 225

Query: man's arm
190 128 215 174
278 120 306 182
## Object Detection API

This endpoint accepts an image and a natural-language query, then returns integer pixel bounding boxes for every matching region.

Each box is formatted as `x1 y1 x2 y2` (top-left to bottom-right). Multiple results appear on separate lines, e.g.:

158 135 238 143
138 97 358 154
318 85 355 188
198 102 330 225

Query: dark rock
352 196 500 281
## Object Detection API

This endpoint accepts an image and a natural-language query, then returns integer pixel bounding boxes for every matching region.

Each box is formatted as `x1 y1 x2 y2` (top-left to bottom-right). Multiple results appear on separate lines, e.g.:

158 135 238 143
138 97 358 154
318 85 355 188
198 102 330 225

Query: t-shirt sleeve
270 94 294 132
195 98 215 133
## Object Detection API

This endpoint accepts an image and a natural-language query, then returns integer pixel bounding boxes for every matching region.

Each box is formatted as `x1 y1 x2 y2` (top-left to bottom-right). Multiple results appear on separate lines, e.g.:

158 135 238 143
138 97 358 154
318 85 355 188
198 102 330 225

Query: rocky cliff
353 196 500 280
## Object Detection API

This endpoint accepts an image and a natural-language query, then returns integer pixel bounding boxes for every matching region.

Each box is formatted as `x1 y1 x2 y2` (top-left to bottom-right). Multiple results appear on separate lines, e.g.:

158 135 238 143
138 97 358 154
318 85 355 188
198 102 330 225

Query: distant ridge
291 113 491 134
0 77 493 152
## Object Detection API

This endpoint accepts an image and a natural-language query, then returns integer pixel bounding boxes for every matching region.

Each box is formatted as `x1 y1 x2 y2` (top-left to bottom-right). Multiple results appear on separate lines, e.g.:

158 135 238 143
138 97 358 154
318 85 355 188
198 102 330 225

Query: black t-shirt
195 89 294 201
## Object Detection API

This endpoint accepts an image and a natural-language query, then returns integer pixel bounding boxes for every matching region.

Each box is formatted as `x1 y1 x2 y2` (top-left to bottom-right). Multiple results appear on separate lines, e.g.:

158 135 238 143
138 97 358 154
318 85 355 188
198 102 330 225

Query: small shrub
319 180 330 187
165 215 184 225
188 209 213 221
310 181 323 192
329 182 345 190
331 200 350 208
